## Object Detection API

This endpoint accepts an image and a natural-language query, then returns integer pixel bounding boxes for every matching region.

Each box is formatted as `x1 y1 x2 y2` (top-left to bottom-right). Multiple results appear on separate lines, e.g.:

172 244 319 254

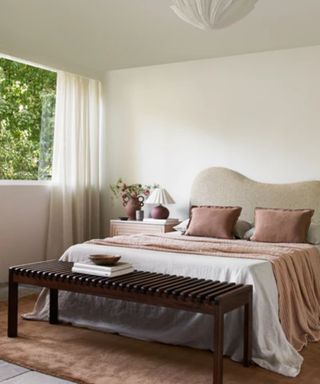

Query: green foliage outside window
0 58 56 180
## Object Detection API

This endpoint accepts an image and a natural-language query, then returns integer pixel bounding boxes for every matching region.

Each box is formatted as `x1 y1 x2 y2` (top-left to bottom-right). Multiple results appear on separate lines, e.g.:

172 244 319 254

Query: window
0 57 57 180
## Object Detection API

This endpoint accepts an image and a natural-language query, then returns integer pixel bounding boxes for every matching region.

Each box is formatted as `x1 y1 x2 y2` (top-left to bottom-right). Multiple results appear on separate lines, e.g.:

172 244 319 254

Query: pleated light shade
145 188 175 205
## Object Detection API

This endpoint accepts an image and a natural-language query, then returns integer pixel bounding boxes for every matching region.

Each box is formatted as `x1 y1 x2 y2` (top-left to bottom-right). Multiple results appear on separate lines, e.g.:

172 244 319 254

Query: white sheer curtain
46 72 104 260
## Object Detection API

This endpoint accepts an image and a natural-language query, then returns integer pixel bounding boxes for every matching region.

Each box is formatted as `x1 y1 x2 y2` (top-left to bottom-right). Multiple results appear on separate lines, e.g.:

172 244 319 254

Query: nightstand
110 220 178 236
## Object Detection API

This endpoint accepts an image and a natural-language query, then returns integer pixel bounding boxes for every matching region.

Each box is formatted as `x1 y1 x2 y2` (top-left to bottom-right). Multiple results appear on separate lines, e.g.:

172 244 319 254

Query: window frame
0 179 51 186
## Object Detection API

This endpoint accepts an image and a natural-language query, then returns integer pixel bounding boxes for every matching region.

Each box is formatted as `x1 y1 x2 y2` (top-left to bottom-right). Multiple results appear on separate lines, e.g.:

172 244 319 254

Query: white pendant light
171 0 258 30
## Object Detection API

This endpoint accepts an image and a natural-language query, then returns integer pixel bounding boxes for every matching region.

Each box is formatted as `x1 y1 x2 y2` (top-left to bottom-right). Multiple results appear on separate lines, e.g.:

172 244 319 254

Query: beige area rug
0 296 320 384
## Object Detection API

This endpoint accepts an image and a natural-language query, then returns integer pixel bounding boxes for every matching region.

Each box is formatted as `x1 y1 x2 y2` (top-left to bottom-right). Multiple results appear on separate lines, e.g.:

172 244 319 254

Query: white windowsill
0 180 52 186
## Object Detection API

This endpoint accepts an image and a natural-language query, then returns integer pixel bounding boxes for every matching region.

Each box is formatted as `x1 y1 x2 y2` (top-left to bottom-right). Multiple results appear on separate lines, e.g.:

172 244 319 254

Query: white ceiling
1 0 320 78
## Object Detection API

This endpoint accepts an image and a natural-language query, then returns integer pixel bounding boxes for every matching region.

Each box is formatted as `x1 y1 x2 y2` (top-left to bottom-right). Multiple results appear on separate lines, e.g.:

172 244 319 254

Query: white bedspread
26 238 304 377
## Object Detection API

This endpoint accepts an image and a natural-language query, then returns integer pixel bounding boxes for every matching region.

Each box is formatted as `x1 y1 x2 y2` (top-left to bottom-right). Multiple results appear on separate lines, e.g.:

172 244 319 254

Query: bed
25 167 320 377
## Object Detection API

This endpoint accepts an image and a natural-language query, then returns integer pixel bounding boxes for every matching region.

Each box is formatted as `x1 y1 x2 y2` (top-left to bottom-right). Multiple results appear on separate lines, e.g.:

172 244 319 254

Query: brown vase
122 196 144 220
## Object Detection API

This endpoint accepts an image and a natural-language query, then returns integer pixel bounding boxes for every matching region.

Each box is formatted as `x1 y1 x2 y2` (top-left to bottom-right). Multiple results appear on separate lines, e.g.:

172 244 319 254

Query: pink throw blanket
88 234 320 351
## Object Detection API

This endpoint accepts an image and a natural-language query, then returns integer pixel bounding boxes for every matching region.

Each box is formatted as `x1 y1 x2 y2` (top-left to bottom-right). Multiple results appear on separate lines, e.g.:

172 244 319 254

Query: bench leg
213 308 224 384
7 271 18 338
49 289 59 324
243 295 252 367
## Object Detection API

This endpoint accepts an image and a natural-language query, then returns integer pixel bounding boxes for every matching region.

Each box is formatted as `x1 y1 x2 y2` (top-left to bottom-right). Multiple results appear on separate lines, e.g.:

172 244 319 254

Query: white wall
103 45 320 221
0 185 50 282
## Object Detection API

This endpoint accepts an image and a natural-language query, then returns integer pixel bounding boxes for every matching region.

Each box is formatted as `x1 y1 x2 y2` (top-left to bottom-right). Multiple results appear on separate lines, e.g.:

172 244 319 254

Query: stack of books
71 261 134 277
143 218 180 224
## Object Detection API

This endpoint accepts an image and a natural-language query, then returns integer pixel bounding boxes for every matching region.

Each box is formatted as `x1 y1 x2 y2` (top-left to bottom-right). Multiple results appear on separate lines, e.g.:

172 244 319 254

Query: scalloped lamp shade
171 0 258 30
145 188 175 219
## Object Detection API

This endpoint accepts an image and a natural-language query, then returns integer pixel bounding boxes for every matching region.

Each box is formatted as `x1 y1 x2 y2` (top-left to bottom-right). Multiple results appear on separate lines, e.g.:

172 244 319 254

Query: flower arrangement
110 178 159 205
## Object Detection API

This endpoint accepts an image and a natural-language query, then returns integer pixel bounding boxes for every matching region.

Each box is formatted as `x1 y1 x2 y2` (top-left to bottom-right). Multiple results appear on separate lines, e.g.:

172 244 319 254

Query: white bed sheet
26 238 305 377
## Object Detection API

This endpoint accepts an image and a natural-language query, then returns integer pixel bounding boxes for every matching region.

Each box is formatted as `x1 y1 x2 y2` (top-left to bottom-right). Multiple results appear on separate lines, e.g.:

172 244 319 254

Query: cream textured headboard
190 167 320 224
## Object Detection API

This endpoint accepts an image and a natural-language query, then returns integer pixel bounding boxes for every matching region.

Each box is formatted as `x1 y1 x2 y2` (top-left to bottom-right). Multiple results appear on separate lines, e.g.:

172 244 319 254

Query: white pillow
234 220 253 239
243 227 255 240
307 223 320 244
173 219 189 233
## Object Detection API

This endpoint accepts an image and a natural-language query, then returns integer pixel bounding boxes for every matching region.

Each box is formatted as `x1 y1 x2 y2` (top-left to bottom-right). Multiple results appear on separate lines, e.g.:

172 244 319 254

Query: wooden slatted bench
7 260 253 384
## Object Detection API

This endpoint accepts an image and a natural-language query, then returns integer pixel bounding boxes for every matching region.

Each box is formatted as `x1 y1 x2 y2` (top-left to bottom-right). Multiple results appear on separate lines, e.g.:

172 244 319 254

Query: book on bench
71 262 134 277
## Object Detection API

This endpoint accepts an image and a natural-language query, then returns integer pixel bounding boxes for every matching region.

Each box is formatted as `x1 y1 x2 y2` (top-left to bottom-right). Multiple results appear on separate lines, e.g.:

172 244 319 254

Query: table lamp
145 188 175 219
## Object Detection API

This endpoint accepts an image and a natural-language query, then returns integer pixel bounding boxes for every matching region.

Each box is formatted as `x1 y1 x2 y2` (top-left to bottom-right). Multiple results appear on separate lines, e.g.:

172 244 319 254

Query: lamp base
151 205 169 220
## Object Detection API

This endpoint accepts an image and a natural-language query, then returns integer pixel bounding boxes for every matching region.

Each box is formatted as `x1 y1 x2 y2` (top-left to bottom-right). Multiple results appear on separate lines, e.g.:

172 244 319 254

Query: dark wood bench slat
150 276 191 293
96 277 112 286
35 271 46 278
178 280 218 297
172 279 209 296
213 285 248 303
58 273 73 282
85 276 106 285
72 274 96 284
101 271 150 287
132 275 178 292
103 270 146 285
23 268 34 277
138 275 185 292
65 274 77 282
15 262 71 275
32 270 40 278
48 271 62 279
37 267 70 278
53 272 67 281
151 277 192 293
111 272 155 286
127 274 174 290
162 278 204 295
194 282 229 300
204 284 237 302
111 272 158 287
120 273 169 289
187 281 221 298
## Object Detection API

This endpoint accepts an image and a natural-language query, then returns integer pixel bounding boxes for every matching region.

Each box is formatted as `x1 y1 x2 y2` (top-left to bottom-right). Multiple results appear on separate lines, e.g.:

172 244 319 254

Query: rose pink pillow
251 208 314 243
186 206 242 239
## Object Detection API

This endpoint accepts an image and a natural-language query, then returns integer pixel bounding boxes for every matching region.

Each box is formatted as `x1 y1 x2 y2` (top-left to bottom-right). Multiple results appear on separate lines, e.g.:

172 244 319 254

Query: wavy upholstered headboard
190 167 320 224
